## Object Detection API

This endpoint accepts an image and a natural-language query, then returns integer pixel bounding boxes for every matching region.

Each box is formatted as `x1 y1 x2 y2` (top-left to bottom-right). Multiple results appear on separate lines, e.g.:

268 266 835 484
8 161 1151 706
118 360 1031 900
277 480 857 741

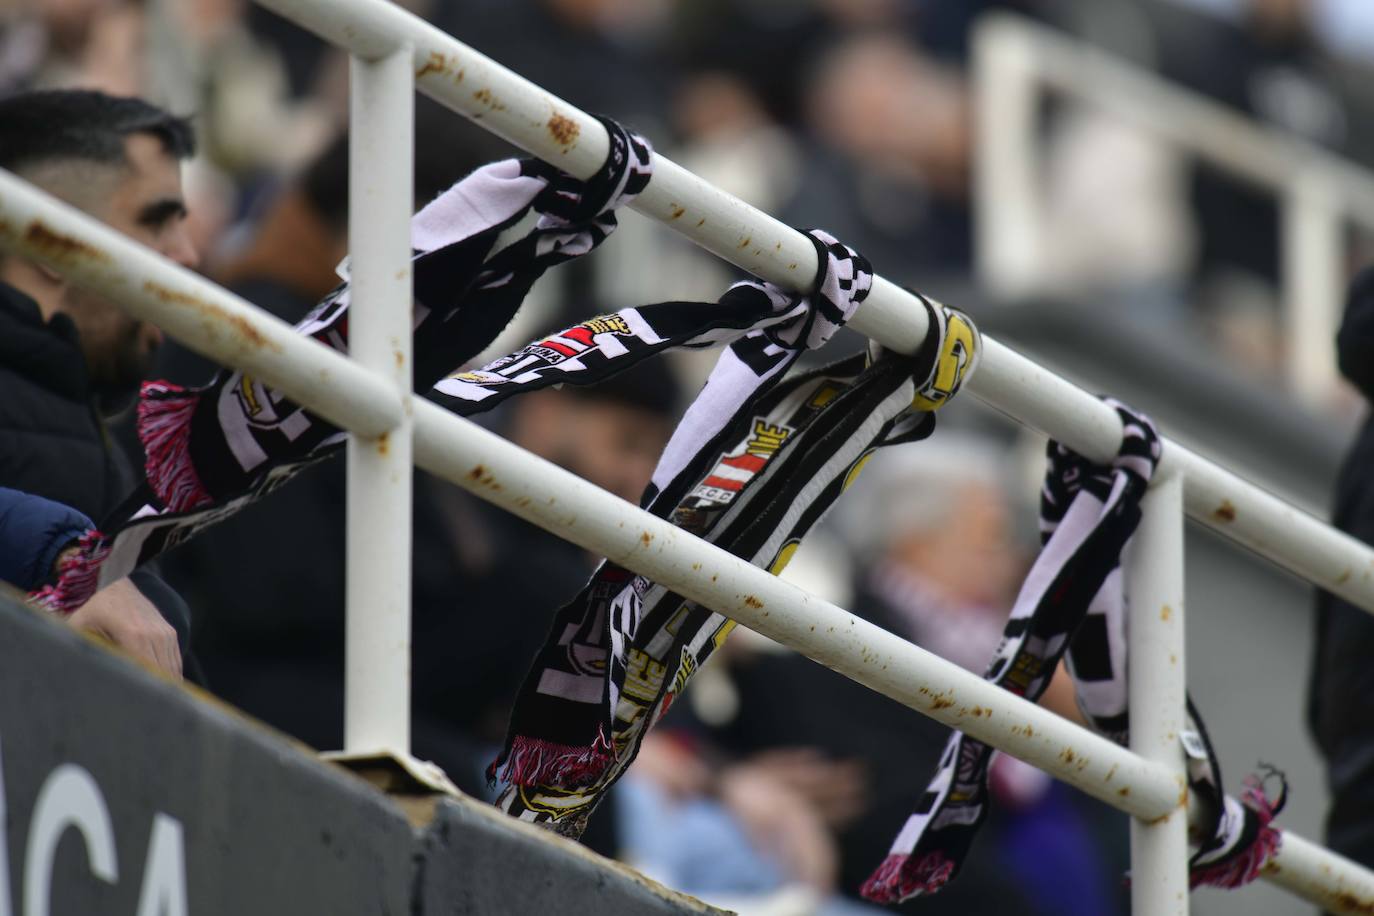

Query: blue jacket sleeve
0 487 95 591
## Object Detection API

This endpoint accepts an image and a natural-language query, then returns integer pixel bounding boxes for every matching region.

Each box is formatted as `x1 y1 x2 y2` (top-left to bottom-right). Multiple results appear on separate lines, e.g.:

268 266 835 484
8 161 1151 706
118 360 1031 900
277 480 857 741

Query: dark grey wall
0 592 718 916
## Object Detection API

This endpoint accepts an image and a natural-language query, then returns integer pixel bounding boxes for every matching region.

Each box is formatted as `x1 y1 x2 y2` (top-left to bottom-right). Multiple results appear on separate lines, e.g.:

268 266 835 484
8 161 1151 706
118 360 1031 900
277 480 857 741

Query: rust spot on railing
924 689 954 710
467 464 485 481
640 531 653 547
1161 604 1172 621
1060 748 1076 765
25 220 110 264
547 114 579 147
738 236 752 249
1118 786 1130 797
696 218 706 227
1337 568 1353 585
142 280 278 352
474 88 506 112
417 51 449 79
669 205 686 220
1333 892 1374 914
743 595 763 609
1213 500 1236 522
376 432 389 456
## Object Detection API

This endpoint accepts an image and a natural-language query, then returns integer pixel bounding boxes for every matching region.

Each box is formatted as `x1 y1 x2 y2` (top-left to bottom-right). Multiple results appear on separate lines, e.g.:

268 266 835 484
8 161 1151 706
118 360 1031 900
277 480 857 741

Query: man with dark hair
0 88 199 679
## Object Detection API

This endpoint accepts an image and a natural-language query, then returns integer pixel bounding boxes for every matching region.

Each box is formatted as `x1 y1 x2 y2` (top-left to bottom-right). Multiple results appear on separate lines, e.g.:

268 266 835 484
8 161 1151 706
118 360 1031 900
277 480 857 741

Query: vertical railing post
345 47 415 755
1282 170 1343 405
974 16 1042 302
1126 471 1189 915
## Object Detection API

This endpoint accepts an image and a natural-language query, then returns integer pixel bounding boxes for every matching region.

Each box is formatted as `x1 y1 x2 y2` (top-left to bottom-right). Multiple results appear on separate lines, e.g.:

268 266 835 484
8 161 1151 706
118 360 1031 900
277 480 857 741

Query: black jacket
0 281 196 663
1310 266 1374 863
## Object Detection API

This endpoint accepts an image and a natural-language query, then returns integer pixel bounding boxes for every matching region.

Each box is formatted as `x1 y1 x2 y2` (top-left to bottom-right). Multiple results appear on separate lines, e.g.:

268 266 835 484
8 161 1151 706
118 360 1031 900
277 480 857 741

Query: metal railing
1 2 1373 912
974 13 1374 405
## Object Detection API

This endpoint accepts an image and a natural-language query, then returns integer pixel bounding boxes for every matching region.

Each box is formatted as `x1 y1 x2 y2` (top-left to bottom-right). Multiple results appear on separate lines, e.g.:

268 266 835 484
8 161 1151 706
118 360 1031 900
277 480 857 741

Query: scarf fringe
489 730 614 789
139 381 213 512
860 851 956 903
28 529 111 615
1190 775 1286 890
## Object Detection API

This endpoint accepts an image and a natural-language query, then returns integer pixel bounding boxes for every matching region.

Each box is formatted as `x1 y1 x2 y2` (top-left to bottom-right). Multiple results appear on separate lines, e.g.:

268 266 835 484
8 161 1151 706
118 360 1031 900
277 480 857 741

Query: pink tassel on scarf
139 380 213 512
1190 775 1285 890
28 529 111 615
489 727 615 789
860 851 956 903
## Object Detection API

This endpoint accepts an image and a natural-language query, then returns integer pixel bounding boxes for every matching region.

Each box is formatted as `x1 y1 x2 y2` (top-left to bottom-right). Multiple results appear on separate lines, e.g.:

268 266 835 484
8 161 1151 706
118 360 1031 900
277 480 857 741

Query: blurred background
5 0 1372 912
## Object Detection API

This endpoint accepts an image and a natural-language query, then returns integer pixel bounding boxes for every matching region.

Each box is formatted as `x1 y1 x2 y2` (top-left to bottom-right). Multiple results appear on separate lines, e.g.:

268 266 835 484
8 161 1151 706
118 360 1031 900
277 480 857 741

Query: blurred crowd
6 0 1374 912
8 0 1374 375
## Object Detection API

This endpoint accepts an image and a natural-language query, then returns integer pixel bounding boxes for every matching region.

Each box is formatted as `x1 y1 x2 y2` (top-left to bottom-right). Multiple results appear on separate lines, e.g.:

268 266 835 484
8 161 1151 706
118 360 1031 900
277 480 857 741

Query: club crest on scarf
861 400 1287 905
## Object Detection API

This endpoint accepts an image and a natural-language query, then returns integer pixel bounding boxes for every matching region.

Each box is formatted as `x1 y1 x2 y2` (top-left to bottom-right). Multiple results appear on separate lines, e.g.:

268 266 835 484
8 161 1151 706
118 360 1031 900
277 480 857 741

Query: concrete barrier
0 589 720 915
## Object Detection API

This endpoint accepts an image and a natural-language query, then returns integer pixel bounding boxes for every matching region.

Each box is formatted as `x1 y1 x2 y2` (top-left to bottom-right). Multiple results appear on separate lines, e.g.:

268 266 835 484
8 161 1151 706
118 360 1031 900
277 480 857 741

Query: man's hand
65 578 183 680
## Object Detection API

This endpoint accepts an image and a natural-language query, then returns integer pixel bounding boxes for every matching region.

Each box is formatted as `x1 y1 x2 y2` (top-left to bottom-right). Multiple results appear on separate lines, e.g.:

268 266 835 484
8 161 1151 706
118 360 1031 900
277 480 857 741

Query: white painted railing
1 1 1372 912
974 13 1374 405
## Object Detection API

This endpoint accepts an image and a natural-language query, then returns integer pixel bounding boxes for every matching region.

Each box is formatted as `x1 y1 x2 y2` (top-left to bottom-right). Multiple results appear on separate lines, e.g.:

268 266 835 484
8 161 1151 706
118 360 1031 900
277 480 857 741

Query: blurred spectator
607 26 980 330
1309 264 1374 869
789 32 974 282
411 360 681 792
0 89 200 681
145 0 337 179
432 0 672 131
0 0 140 94
1158 0 1352 367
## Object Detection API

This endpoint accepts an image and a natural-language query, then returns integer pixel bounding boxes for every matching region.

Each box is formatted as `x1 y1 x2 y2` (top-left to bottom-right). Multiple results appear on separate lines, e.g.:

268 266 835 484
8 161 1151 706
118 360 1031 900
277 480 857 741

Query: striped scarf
492 281 982 837
862 401 1285 904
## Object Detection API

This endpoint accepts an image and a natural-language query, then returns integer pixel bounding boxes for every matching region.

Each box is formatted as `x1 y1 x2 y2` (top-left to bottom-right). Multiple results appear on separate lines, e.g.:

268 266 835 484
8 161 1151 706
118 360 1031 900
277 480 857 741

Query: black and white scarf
491 280 984 839
862 401 1285 904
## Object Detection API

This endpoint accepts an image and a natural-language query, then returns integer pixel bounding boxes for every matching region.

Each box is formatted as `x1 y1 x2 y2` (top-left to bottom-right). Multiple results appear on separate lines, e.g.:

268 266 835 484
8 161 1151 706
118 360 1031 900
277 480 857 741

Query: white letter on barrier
133 814 187 916
23 764 118 916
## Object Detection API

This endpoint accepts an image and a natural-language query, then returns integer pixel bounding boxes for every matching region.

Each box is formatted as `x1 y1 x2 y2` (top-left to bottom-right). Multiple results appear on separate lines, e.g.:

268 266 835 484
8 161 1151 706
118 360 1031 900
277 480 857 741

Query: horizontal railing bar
0 169 404 439
251 0 1374 613
1265 831 1374 915
408 398 1180 817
